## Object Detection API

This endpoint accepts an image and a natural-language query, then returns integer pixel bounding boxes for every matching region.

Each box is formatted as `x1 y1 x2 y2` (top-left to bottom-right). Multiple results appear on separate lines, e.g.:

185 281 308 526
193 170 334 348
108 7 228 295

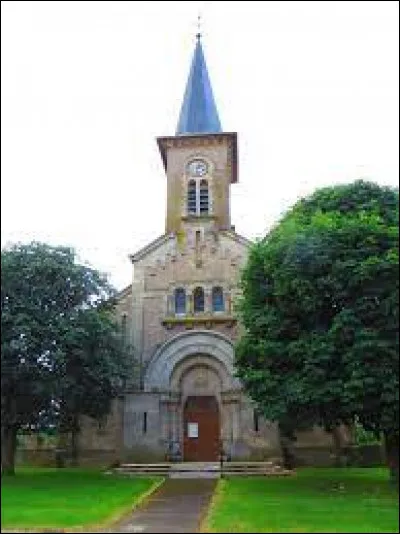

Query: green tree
1 242 128 474
56 304 130 465
235 180 399 481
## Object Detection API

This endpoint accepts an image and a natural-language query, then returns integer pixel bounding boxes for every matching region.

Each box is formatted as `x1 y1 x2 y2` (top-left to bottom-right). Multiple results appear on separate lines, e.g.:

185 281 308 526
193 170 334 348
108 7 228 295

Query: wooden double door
183 396 220 461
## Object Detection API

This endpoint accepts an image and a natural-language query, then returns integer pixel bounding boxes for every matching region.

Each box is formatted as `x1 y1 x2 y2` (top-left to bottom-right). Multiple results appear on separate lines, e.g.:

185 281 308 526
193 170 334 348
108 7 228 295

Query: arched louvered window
187 180 197 215
193 287 205 313
174 288 186 314
187 179 209 215
212 286 224 312
199 180 209 214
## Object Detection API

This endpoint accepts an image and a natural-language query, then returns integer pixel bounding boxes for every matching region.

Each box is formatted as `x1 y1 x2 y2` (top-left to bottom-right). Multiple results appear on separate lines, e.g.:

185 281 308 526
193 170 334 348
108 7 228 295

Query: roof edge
115 284 132 301
129 233 172 263
220 228 253 248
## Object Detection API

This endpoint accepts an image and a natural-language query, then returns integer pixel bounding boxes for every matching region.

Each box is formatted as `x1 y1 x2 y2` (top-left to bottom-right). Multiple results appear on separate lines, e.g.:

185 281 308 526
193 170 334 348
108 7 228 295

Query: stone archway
143 331 241 460
144 330 240 392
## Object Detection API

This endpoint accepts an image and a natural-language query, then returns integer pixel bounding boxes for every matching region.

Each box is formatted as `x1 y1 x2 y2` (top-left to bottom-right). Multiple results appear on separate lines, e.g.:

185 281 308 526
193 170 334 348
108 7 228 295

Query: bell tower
157 33 238 238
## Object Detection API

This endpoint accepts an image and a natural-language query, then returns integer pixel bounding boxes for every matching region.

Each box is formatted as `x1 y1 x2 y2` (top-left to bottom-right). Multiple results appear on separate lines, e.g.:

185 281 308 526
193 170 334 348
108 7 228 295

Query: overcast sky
1 1 399 290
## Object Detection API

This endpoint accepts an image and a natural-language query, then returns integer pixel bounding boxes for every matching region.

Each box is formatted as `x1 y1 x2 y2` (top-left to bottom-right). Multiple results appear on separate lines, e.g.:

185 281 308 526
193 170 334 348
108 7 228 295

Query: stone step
117 463 172 468
114 469 171 474
222 469 293 476
111 461 293 478
224 463 279 471
114 468 171 473
220 461 276 466
170 462 219 472
114 467 171 471
170 470 220 479
115 465 172 471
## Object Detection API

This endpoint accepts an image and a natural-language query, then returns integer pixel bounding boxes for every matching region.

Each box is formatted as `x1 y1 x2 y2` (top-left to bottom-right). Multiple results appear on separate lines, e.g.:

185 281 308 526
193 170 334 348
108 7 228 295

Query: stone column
231 400 240 441
166 294 174 316
226 290 232 314
220 402 231 442
205 289 212 314
222 392 241 459
166 393 181 459
159 395 171 444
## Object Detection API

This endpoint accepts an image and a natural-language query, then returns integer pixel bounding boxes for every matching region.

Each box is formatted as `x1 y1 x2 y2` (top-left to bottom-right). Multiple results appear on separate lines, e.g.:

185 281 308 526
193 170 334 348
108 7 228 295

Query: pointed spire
176 29 222 135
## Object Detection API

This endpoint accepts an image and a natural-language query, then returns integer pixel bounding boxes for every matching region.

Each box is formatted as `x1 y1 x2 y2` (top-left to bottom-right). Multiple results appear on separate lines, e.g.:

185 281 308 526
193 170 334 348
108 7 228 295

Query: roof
128 228 251 266
129 233 171 263
115 284 132 301
220 228 253 248
176 35 222 135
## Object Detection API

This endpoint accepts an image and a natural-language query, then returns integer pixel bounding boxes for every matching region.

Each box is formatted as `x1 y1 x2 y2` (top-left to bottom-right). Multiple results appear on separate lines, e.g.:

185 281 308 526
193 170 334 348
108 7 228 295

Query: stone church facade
78 35 337 465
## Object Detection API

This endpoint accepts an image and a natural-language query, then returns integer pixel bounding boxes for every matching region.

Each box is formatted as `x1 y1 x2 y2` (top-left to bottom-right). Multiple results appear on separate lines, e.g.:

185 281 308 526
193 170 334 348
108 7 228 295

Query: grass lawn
1 467 162 531
203 467 399 533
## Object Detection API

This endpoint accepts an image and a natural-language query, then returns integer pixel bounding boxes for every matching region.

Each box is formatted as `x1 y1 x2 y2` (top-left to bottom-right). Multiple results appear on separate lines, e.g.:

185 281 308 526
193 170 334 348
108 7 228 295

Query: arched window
212 286 224 312
187 180 197 215
199 180 209 214
174 288 186 314
253 409 260 432
193 287 205 313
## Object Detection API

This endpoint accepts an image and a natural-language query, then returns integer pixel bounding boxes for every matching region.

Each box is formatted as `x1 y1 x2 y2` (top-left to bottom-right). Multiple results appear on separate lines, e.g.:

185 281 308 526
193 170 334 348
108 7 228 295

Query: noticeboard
188 422 198 438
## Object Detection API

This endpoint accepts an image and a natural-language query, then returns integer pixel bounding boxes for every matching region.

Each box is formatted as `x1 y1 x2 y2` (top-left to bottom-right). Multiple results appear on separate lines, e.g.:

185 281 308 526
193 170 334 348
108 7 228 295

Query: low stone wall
346 444 385 467
291 444 385 467
16 448 120 468
16 448 57 467
16 443 385 468
121 447 166 463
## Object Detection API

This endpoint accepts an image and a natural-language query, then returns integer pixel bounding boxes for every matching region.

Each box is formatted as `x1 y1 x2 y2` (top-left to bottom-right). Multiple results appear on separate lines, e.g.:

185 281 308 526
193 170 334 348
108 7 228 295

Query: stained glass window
212 287 224 312
193 286 205 313
175 287 186 314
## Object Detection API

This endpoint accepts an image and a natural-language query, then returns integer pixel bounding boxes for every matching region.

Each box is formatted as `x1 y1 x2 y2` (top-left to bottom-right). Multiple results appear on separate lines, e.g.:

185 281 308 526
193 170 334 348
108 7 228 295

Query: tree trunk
70 414 80 467
383 431 399 486
278 426 296 469
56 431 68 468
332 426 346 467
1 426 18 475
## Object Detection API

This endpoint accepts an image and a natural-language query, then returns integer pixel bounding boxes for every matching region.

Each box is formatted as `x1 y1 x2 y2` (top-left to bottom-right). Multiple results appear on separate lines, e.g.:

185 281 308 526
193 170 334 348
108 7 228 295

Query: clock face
186 159 208 177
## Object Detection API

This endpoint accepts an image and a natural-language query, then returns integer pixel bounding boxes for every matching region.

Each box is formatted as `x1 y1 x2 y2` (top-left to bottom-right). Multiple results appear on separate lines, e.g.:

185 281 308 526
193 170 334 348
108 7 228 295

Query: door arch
183 396 220 461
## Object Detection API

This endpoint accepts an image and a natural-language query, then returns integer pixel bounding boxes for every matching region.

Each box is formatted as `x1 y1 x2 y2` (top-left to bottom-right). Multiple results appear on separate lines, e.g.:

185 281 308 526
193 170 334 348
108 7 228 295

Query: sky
1 0 399 291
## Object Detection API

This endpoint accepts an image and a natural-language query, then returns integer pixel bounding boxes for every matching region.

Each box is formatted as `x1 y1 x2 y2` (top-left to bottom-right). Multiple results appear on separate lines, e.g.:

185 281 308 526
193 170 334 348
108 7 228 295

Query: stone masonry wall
132 231 249 373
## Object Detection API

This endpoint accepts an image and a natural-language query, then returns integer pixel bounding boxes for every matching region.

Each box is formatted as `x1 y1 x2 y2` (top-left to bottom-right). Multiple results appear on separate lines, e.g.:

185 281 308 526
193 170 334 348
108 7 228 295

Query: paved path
102 479 217 533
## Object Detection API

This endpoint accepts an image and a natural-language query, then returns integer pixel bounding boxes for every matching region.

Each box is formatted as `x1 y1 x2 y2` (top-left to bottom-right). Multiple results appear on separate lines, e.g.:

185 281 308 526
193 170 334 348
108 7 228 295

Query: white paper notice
188 422 198 438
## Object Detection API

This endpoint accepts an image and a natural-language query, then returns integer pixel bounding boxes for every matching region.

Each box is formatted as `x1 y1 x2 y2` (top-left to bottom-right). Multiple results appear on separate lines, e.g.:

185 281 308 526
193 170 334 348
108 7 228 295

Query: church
78 34 336 464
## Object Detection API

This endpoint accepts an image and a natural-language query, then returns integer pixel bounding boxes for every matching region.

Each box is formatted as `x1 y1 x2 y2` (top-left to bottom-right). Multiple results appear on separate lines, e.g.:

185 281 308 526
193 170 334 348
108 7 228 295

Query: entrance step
169 462 220 479
112 463 172 476
111 461 293 478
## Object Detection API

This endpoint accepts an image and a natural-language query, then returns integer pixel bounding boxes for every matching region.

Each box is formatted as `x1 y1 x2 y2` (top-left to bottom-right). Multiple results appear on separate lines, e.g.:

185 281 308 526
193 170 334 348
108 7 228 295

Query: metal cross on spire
196 14 202 40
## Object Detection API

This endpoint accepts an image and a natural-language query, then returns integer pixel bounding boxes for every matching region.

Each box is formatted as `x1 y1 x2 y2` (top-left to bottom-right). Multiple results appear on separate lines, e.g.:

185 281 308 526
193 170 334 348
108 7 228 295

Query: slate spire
176 33 222 135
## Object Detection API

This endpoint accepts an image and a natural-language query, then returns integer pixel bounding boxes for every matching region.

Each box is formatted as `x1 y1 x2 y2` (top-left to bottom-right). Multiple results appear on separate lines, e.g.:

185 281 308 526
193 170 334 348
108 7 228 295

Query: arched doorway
183 396 220 461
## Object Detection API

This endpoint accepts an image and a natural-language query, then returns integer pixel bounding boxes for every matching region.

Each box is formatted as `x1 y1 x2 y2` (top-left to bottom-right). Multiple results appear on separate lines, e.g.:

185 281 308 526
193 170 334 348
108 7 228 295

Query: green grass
1 467 162 531
204 468 399 533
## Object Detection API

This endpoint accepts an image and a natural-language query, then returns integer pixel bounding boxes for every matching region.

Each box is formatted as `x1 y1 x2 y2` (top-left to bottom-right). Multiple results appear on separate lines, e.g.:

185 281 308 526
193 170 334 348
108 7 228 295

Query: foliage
354 418 380 446
1 242 129 472
235 180 399 475
205 469 399 533
56 304 130 438
1 468 160 529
